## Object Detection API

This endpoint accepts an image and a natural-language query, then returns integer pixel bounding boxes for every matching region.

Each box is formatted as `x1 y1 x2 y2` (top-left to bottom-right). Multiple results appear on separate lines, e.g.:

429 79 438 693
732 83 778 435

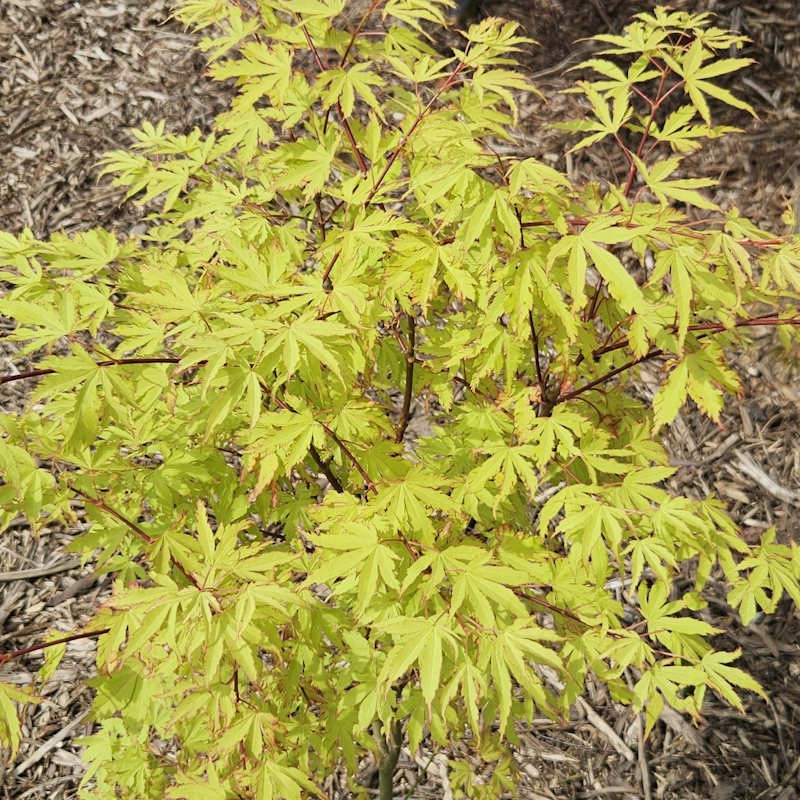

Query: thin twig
592 314 800 360
558 313 800 404
1 356 179 385
300 22 368 177
74 489 154 545
395 313 416 443
0 628 110 668
528 309 547 400
309 443 344 493
319 420 377 494
365 62 466 205
340 0 383 67
274 393 377 495
74 489 202 589
557 347 665 404
585 62 675 325
0 558 82 583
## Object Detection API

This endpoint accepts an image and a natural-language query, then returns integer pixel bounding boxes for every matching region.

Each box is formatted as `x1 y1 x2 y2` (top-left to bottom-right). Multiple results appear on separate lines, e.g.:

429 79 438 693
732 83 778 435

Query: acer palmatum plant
1 3 800 798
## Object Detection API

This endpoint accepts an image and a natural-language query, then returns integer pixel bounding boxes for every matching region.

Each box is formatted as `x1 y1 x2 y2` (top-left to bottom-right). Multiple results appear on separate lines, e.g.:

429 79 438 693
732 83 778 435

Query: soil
1 1 799 799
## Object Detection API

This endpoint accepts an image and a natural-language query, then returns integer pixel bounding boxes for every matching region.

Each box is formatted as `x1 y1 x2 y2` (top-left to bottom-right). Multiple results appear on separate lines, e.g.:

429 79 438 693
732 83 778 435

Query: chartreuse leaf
638 580 720 656
0 683 39 757
653 360 688 431
447 549 529 626
256 761 323 800
377 615 460 705
261 314 354 385
211 40 293 103
700 649 766 708
728 529 800 624
0 290 79 351
482 620 561 730
684 344 740 420
561 79 632 151
441 656 486 735
547 219 644 313
36 632 69 689
634 662 704 735
633 154 718 210
627 535 678 586
269 136 340 199
650 244 694 348
0 440 57 527
649 105 737 154
372 466 456 545
654 342 739 430
318 63 385 119
665 38 755 124
583 237 644 312
305 515 402 618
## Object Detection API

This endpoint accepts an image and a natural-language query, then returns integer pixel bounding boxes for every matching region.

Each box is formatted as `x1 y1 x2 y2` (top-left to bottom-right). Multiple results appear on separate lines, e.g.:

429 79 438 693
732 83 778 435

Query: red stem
74 489 202 589
559 315 800 404
272 393 377 495
322 61 466 285
593 315 800 360
365 62 466 205
75 489 154 545
394 314 416 444
340 0 383 66
300 23 368 177
1 357 179 385
0 628 110 667
557 349 664 404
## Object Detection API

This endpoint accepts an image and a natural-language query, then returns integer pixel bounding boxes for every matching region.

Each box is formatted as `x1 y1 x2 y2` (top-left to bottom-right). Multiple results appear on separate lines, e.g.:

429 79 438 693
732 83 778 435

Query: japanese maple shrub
1 2 800 798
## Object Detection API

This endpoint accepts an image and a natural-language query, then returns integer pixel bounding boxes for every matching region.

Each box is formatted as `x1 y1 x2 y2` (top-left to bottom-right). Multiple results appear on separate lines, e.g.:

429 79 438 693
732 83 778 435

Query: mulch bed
1 1 798 798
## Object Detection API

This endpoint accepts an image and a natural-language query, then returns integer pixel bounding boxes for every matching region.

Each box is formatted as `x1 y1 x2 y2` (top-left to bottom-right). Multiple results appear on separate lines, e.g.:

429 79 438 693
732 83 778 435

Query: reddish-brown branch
512 586 592 632
340 0 383 67
321 250 340 286
365 62 466 205
559 315 800 405
74 489 202 589
582 64 679 327
557 348 665 404
300 23 368 177
1 357 179 386
309 443 345 493
528 309 547 400
75 489 154 545
319 58 467 289
0 628 110 667
622 65 685 199
592 314 800 360
395 314 416 444
272 393 377 495
319 421 377 494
